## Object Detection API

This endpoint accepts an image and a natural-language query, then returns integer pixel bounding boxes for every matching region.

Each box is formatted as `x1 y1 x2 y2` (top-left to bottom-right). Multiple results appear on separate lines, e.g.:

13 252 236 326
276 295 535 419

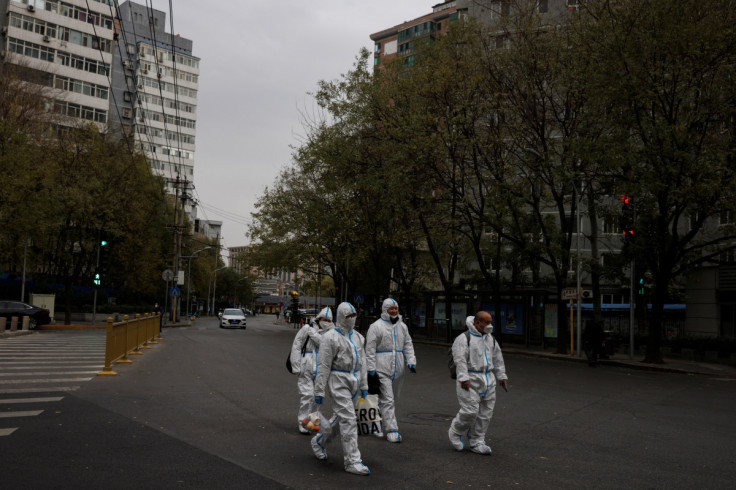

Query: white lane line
0 397 64 403
0 346 106 350
0 386 79 394
0 378 93 384
0 428 18 436
0 410 43 418
0 356 105 360
1 361 104 365
0 365 102 370
0 371 100 376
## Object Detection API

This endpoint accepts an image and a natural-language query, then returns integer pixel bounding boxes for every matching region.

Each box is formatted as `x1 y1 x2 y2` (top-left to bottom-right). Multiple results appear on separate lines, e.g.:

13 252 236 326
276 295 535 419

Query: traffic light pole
93 230 101 324
630 258 635 360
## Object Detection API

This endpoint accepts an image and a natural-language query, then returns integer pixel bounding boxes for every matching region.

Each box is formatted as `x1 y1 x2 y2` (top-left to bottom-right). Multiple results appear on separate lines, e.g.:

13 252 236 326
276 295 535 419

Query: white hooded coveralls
313 302 368 468
290 307 333 425
365 298 416 434
450 316 508 448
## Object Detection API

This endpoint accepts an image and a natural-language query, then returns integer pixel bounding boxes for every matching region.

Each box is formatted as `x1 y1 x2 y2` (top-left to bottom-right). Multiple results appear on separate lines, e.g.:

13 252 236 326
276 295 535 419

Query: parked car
220 308 246 329
0 301 51 330
298 308 318 323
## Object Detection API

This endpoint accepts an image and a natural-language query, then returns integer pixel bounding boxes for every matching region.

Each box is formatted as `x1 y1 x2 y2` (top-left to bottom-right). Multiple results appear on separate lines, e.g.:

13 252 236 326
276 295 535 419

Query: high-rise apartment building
112 1 199 201
370 1 576 69
370 1 460 69
0 0 118 128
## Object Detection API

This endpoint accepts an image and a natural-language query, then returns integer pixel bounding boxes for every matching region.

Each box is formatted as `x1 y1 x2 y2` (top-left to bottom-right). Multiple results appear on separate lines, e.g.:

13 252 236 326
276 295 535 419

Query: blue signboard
170 287 181 297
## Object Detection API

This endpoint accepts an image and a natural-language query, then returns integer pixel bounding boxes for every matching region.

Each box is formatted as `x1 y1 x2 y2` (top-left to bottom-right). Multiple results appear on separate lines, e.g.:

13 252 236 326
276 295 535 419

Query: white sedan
220 308 247 329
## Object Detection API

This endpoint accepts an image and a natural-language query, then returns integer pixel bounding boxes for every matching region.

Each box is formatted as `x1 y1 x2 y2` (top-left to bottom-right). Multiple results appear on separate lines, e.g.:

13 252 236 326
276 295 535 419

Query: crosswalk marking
0 377 94 384
0 365 102 370
0 371 100 376
0 410 43 418
0 386 80 394
1 361 103 365
0 330 109 436
0 397 64 404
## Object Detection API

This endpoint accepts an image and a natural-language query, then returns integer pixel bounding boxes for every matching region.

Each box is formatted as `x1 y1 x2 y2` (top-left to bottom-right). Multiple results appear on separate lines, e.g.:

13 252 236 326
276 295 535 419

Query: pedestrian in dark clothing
583 320 605 366
152 303 163 334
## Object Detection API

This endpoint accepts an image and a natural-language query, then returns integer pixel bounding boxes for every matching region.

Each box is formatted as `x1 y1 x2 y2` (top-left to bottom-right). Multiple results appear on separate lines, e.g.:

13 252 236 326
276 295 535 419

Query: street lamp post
208 266 227 316
181 246 211 318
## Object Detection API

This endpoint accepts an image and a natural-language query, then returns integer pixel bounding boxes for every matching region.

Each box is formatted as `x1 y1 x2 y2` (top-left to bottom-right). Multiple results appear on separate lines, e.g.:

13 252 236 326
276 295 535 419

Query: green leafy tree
574 0 736 362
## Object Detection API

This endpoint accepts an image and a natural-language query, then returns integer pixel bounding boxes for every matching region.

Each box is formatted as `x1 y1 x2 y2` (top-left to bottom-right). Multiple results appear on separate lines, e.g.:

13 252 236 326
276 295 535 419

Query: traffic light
620 195 634 237
99 244 110 274
289 291 300 324
94 273 101 286
638 277 645 295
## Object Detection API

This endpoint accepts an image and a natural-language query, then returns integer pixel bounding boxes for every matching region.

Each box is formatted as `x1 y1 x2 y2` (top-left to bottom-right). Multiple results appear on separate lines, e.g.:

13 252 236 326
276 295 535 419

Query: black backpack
286 333 311 374
448 331 471 379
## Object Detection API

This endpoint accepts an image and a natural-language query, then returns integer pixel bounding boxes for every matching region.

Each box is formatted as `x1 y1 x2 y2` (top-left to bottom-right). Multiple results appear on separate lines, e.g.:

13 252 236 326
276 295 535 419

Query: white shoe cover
311 435 327 460
345 463 370 475
387 431 402 443
470 443 492 455
448 428 464 451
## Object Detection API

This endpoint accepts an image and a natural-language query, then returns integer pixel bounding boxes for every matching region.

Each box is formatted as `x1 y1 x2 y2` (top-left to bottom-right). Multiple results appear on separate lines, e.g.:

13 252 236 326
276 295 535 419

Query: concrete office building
0 0 118 129
111 1 199 205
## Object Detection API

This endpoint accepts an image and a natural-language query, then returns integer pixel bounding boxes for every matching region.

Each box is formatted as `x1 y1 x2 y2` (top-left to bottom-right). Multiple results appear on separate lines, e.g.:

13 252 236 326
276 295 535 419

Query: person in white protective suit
290 307 334 434
365 298 417 443
310 302 371 476
448 311 508 455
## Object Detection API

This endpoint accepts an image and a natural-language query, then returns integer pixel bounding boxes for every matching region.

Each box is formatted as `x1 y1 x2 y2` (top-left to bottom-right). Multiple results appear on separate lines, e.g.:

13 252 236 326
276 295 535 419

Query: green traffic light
101 240 108 247
94 273 101 286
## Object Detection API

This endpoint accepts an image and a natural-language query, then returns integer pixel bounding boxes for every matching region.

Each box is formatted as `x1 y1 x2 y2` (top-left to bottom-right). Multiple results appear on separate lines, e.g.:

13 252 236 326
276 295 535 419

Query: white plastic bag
354 394 382 436
301 410 330 435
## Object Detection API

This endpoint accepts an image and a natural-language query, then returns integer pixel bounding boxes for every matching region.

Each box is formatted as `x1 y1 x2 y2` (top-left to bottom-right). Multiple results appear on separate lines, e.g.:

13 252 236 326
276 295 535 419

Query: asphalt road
3 315 736 489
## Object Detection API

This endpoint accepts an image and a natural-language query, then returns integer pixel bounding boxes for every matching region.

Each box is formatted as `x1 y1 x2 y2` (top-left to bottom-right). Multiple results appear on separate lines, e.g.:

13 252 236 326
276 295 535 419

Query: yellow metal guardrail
97 313 162 376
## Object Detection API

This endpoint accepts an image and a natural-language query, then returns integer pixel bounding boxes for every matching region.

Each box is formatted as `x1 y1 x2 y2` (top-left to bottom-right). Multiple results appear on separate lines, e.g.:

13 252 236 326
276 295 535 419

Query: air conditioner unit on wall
28 5 35 12
1 26 7 36
43 35 50 42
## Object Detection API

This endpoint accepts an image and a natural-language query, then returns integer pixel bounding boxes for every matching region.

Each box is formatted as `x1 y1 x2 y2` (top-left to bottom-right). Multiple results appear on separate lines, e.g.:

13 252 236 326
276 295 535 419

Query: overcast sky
147 0 433 254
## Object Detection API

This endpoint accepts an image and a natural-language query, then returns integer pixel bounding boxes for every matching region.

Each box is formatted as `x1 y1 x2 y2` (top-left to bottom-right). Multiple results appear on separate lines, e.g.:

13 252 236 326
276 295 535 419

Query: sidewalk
500 345 736 378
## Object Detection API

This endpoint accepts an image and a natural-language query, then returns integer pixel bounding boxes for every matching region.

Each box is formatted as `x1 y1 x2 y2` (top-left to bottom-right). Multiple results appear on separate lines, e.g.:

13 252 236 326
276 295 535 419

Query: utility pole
167 177 188 324
171 176 180 324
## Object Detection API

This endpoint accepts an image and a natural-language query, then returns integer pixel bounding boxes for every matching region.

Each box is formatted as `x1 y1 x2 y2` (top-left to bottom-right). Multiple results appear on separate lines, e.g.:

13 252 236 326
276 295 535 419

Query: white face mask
484 324 494 334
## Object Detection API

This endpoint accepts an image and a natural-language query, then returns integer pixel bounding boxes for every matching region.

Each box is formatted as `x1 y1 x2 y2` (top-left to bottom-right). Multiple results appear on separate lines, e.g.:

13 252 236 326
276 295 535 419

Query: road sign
162 269 174 281
170 287 181 297
354 293 364 305
561 287 578 300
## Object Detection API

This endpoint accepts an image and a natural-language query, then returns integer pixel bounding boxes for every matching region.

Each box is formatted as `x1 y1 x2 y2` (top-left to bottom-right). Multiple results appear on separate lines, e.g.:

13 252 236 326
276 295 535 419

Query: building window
721 210 733 226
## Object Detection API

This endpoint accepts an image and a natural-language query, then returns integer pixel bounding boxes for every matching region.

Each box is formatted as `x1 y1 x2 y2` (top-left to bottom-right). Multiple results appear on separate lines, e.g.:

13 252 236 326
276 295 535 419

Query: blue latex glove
368 370 376 376
360 390 369 399
408 365 417 373
314 396 324 405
